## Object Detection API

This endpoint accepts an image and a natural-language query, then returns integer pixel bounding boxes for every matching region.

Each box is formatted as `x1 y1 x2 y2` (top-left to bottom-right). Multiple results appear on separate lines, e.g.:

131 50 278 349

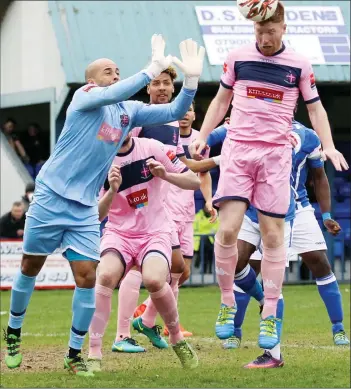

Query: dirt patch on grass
1 345 64 373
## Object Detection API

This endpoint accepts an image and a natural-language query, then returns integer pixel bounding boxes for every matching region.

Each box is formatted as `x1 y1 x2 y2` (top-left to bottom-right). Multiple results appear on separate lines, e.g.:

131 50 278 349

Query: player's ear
147 84 150 95
172 85 175 93
283 23 287 33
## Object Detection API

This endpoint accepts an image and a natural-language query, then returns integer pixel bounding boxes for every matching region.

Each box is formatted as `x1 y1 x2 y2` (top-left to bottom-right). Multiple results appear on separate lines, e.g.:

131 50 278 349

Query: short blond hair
257 1 285 25
161 66 177 82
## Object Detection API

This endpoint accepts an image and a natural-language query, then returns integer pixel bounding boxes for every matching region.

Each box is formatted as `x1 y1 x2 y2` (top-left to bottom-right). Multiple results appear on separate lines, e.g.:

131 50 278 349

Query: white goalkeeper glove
172 39 205 90
144 34 173 79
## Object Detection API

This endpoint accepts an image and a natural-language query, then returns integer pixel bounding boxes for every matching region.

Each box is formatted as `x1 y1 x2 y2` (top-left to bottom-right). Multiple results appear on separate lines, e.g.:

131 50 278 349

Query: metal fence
186 232 350 286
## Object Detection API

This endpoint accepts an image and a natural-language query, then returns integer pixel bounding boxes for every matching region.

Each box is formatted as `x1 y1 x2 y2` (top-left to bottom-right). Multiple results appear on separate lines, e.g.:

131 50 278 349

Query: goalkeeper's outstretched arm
72 35 173 112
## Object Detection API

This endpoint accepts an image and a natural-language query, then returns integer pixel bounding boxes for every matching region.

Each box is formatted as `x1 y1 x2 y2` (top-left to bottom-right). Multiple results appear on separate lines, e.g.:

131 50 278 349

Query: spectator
193 206 219 274
0 201 26 239
1 118 29 163
21 182 35 212
21 123 49 179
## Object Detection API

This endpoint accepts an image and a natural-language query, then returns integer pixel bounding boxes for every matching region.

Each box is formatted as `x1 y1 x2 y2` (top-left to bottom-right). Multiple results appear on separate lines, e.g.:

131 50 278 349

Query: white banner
195 5 350 65
1 241 75 289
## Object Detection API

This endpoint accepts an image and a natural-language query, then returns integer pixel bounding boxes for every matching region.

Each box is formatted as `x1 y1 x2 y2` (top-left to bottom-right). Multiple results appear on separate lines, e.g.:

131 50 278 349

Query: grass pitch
1 285 350 388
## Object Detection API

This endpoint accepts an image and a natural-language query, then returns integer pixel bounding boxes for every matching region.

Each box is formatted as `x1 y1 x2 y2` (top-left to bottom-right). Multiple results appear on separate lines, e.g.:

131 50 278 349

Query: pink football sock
116 270 142 341
88 284 113 359
214 238 238 306
141 272 182 328
149 283 183 345
261 244 286 318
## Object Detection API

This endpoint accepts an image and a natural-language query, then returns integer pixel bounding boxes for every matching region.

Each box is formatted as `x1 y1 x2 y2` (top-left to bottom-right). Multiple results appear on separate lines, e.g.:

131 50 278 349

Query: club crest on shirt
120 114 130 127
97 122 123 145
284 72 296 86
140 163 151 179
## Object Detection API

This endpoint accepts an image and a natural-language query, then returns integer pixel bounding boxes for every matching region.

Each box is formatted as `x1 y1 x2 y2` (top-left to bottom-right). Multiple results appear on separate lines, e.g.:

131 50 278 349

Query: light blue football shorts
23 181 100 261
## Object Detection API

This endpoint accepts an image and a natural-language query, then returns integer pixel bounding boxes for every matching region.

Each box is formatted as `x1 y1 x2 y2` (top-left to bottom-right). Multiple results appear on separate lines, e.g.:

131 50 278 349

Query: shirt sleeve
306 130 324 168
220 50 236 90
207 124 228 147
299 60 320 105
152 140 188 174
131 87 196 128
176 139 185 158
70 72 151 111
131 127 142 137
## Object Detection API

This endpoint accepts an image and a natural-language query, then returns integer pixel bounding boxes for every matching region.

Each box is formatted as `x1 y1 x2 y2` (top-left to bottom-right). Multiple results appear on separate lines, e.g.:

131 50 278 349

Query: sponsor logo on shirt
284 72 296 85
246 87 284 103
310 73 316 89
166 150 176 162
126 188 148 209
223 62 228 74
97 122 123 144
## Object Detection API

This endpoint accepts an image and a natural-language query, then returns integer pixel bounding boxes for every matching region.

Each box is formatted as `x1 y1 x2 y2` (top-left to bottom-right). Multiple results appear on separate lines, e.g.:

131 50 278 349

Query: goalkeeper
4 35 205 377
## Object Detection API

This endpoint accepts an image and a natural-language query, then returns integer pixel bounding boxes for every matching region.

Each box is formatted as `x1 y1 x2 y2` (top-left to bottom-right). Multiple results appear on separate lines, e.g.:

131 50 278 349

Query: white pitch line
19 333 349 351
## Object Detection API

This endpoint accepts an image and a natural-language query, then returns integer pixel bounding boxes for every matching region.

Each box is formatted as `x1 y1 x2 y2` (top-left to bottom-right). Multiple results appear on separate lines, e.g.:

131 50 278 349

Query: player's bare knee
171 250 185 273
97 271 117 289
261 231 283 249
182 267 191 282
143 275 165 293
72 262 97 288
21 255 46 277
217 226 238 245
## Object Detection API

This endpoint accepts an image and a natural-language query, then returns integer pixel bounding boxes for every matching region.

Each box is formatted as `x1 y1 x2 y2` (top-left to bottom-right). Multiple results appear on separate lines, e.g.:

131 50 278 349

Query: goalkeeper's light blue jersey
36 72 195 206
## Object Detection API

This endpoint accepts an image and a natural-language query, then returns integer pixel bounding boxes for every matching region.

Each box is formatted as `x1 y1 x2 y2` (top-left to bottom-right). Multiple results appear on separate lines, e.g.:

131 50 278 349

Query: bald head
85 58 120 86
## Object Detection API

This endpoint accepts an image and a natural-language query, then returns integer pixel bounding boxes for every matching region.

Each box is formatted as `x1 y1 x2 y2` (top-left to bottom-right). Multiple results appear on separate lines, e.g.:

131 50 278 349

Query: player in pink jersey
171 102 216 284
87 132 200 371
118 68 216 342
162 102 217 337
190 1 348 349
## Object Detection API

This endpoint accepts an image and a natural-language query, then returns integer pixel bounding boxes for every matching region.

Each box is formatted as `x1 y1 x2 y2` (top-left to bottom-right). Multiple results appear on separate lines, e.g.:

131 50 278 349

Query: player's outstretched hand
146 158 167 179
173 39 205 89
145 34 173 79
108 165 122 192
189 139 208 161
322 148 349 171
324 218 341 236
205 200 218 223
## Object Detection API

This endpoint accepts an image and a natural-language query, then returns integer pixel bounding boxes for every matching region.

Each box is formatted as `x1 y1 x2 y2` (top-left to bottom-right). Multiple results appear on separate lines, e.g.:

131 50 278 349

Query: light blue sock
9 270 36 329
316 273 344 334
69 287 96 350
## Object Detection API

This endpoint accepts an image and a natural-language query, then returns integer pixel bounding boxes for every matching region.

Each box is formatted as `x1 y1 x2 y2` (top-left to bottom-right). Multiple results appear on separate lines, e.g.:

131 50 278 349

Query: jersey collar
117 138 135 156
